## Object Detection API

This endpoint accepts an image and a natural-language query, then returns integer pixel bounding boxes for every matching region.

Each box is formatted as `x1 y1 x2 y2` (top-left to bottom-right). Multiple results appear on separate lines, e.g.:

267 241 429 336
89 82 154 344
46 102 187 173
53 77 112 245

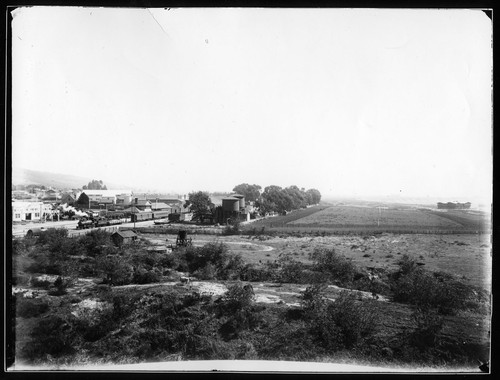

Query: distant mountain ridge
12 167 135 191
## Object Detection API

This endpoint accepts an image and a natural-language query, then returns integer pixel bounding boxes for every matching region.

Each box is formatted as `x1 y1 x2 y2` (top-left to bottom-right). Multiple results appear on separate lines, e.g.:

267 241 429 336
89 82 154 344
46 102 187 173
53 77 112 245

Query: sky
11 7 492 202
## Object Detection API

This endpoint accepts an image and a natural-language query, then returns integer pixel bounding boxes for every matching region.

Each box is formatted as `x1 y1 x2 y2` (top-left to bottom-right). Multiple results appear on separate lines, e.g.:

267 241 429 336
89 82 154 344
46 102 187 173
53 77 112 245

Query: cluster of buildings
11 187 190 223
12 184 256 225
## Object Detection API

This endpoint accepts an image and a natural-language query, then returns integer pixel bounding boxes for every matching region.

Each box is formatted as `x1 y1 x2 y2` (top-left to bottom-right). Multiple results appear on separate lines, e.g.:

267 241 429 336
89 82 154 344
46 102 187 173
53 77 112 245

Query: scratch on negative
147 9 169 38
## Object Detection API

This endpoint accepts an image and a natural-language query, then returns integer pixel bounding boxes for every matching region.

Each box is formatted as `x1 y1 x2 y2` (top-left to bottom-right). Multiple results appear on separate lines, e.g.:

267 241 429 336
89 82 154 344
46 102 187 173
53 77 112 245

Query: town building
111 230 138 247
151 202 173 212
12 201 55 222
80 190 132 208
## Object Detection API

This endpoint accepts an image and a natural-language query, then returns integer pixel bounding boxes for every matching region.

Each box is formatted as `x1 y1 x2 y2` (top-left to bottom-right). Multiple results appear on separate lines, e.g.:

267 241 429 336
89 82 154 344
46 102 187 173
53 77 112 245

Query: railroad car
152 210 170 219
131 212 154 222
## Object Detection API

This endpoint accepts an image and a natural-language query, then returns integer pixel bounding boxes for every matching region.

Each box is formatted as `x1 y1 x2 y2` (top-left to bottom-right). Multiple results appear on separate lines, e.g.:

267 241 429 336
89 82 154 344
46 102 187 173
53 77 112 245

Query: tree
284 186 308 209
83 180 107 190
184 191 213 219
232 184 262 203
76 193 90 208
306 189 321 205
260 185 293 214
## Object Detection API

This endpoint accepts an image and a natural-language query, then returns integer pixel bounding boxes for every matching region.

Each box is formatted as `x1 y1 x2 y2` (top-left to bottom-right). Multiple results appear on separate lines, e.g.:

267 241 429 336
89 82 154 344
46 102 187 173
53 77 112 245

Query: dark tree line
82 180 107 190
255 185 321 215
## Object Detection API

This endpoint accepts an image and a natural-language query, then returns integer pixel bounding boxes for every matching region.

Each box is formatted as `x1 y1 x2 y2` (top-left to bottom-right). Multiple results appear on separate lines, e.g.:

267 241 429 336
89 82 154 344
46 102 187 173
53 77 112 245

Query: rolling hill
11 167 134 191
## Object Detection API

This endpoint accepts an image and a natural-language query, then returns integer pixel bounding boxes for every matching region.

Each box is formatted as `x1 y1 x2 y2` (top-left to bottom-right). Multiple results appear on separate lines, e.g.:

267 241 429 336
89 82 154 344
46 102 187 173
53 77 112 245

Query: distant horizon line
11 166 491 204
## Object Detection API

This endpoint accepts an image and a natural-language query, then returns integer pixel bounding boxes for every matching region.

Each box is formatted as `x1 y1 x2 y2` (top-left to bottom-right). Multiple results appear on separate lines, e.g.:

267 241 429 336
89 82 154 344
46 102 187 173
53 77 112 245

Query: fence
67 225 121 237
242 223 489 236
121 225 225 236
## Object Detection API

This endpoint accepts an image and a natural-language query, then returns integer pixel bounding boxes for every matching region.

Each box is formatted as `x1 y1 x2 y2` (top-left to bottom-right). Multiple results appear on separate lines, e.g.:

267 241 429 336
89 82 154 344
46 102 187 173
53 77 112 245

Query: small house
111 230 138 246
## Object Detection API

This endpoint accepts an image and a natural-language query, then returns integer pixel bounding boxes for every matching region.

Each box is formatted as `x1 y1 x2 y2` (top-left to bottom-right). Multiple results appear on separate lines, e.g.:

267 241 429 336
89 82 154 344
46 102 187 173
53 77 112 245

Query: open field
153 232 491 291
245 204 490 234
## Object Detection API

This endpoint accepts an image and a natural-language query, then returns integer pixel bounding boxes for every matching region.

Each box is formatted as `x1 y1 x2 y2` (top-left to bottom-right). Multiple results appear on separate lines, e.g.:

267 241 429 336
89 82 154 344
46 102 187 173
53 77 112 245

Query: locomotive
77 217 123 229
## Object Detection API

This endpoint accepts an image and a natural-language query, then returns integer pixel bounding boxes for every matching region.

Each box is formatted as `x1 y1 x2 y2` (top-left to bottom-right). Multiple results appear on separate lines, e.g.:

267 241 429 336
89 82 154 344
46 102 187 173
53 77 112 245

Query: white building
12 201 54 222
81 190 132 205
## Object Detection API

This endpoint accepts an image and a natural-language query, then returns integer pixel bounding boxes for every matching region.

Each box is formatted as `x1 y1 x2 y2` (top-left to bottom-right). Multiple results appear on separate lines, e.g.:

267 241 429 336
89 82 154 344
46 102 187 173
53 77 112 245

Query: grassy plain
244 203 489 234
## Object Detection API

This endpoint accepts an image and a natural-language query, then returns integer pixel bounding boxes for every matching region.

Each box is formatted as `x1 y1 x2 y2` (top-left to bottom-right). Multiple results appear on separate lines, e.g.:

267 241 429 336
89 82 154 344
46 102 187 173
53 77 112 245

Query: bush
391 258 476 315
31 277 52 289
77 230 114 257
21 315 75 360
220 283 255 312
96 254 133 285
256 320 317 360
184 242 229 273
238 263 275 282
277 254 309 283
300 286 377 351
224 218 241 235
48 276 70 296
133 266 162 284
309 247 359 286
194 263 217 280
36 228 69 247
219 254 245 280
74 308 116 342
16 298 49 318
409 308 444 351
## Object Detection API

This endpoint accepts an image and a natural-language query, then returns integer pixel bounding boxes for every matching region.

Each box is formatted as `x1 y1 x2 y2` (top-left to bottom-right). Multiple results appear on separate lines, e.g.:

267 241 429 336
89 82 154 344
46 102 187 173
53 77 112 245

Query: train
130 210 171 222
77 210 173 229
77 217 123 229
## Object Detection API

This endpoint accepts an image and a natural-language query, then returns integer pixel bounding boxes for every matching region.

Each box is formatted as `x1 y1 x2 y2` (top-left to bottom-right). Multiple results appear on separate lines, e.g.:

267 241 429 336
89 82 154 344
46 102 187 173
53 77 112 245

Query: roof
123 206 142 213
164 199 183 204
82 190 132 197
112 230 137 238
151 202 172 210
134 199 151 206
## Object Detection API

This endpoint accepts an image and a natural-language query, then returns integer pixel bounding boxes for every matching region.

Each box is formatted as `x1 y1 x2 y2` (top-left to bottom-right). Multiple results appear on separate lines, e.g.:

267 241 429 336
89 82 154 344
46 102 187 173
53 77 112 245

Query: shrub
133 266 162 284
36 228 69 247
16 298 50 318
31 277 52 289
219 254 245 280
194 263 217 280
75 308 116 342
224 218 241 235
77 230 113 257
21 315 75 360
300 286 377 351
220 283 255 313
391 260 475 315
277 254 309 283
96 254 133 285
184 242 229 273
238 263 275 282
301 283 328 311
256 320 318 360
309 247 359 286
48 276 70 296
216 284 261 340
409 308 444 351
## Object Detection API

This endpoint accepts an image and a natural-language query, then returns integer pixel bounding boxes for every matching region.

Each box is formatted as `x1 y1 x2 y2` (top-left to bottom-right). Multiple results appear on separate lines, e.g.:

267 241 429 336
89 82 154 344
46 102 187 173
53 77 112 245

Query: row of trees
231 183 321 208
256 186 321 215
184 184 321 220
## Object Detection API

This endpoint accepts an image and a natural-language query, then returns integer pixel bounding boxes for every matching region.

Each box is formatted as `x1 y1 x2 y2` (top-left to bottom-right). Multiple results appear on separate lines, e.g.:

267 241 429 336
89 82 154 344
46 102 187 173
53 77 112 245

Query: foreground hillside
10 224 491 371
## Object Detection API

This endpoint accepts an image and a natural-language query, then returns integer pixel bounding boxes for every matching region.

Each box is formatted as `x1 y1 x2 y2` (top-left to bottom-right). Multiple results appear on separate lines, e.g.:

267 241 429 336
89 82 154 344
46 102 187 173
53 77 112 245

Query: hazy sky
11 7 492 200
